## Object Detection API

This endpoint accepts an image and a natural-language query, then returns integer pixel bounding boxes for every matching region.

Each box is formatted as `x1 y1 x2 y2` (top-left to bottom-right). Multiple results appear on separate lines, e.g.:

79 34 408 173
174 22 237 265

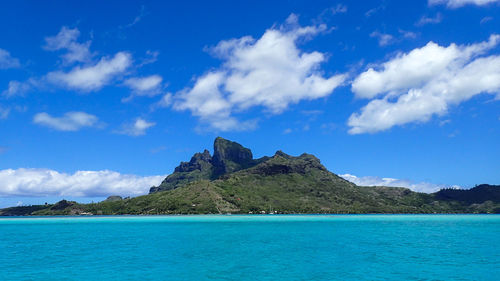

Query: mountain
435 184 500 204
149 137 268 193
1 137 499 215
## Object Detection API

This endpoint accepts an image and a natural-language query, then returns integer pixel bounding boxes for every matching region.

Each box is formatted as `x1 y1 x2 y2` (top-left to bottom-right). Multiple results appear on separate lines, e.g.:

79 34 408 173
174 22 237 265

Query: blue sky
0 0 499 207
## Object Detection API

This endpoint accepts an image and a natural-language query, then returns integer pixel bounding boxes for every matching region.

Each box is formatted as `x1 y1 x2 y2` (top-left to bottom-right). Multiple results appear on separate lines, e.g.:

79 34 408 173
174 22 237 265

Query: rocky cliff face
212 137 255 176
174 149 213 173
150 137 261 193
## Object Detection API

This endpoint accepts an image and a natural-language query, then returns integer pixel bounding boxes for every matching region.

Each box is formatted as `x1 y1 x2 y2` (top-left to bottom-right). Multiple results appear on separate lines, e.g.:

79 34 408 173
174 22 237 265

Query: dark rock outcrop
212 137 254 177
150 137 260 193
175 149 212 173
248 151 328 176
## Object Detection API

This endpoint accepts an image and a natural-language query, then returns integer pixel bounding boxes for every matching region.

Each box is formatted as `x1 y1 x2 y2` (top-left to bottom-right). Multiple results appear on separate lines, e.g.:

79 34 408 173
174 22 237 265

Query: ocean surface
0 215 499 280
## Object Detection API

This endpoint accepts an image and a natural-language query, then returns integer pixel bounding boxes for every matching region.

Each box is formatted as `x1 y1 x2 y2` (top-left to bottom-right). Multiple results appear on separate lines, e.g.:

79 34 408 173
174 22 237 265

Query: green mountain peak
150 137 261 193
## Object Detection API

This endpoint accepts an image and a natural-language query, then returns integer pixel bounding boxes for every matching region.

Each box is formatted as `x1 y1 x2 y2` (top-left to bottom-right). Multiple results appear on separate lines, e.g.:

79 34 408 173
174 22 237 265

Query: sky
0 0 499 207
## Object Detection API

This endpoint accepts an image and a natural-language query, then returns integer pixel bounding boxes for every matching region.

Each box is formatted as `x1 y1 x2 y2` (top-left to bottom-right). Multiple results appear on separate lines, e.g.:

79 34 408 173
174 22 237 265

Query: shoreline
1 213 499 218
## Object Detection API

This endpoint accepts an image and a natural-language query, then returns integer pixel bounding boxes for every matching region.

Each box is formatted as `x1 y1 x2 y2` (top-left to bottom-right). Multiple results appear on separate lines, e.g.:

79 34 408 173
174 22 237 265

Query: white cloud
47 52 132 91
3 27 161 100
123 75 163 101
169 14 346 131
370 30 418 47
0 168 164 197
121 5 147 29
33 111 99 131
365 6 385 17
340 173 459 193
481 16 493 24
0 106 10 120
125 75 162 93
43 26 92 64
173 72 245 131
429 0 499 8
4 27 141 96
314 4 347 25
352 35 500 98
138 50 159 67
153 93 172 109
2 79 40 98
349 35 500 134
0 49 20 69
416 13 443 26
370 31 395 46
118 118 155 136
3 81 29 97
331 4 348 14
399 29 418 39
439 119 451 126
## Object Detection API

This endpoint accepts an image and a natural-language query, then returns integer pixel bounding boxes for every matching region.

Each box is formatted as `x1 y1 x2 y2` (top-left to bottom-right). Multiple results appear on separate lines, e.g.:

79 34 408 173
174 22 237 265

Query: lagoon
0 215 499 280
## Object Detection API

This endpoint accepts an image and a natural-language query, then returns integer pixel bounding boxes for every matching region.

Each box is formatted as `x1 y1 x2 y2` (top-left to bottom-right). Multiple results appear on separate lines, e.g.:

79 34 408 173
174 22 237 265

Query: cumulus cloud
43 26 92 64
3 26 142 96
5 52 132 96
118 118 155 136
429 0 499 8
173 72 253 131
370 31 395 46
0 168 164 197
46 52 132 92
349 34 500 134
2 25 169 102
340 173 459 193
167 14 346 131
33 111 99 131
0 49 20 69
123 75 163 101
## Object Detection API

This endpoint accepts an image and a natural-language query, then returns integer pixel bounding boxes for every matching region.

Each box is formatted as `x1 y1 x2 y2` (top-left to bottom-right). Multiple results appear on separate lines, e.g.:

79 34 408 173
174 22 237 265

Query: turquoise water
0 215 499 280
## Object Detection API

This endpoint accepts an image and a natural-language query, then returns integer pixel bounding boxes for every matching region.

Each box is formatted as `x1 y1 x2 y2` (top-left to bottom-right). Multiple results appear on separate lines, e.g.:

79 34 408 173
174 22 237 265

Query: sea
0 215 498 280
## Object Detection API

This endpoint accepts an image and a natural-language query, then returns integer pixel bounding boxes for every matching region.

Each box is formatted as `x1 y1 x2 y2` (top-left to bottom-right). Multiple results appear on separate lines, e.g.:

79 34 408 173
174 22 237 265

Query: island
1 137 499 215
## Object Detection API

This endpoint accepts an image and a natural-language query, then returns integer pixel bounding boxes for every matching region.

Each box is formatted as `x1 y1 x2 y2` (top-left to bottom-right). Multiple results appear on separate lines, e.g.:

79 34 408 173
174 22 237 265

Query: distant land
1 137 499 215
